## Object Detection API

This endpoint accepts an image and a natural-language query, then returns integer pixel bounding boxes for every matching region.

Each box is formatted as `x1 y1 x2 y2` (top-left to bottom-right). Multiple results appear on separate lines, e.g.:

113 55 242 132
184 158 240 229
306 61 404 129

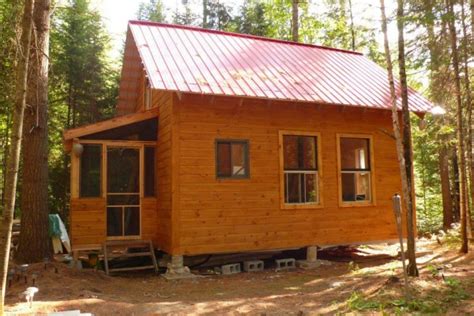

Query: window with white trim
339 137 372 202
283 135 319 204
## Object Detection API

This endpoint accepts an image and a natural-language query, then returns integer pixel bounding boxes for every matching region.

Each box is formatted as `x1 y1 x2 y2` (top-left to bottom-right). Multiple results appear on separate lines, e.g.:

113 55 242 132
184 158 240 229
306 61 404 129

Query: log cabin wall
174 93 404 255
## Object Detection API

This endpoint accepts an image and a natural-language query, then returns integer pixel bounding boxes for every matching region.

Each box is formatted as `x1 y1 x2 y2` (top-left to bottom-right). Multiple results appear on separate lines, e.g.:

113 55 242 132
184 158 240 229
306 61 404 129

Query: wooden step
103 239 158 275
108 251 153 258
108 265 156 273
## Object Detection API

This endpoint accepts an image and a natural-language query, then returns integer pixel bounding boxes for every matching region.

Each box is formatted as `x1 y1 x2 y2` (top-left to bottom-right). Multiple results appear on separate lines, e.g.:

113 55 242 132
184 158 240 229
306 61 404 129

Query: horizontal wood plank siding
155 90 173 253
70 198 106 246
176 94 403 255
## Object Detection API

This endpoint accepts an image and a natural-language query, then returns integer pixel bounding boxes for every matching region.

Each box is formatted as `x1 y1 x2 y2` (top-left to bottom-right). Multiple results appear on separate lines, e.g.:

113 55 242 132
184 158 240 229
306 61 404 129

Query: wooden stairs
103 239 158 275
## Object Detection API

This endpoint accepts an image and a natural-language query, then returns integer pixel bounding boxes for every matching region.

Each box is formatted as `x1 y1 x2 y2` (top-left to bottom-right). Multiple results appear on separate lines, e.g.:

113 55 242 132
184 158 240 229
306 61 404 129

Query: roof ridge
128 20 363 56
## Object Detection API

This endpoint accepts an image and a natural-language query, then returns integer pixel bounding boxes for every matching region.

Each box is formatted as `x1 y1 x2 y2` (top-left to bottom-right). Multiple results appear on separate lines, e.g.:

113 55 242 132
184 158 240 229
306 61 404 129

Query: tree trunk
348 0 356 50
16 0 52 263
461 0 474 237
446 0 469 253
291 0 298 42
453 150 461 221
397 0 419 276
0 0 35 312
202 0 208 28
380 0 413 281
440 143 454 230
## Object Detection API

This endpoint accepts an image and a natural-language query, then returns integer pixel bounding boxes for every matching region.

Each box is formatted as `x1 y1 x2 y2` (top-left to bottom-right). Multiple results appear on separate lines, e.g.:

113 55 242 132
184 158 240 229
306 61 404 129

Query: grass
345 276 470 315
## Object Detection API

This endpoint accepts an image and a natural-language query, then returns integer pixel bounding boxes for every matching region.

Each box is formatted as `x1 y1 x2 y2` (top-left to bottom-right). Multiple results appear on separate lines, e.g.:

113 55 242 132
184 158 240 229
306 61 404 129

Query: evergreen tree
48 0 118 218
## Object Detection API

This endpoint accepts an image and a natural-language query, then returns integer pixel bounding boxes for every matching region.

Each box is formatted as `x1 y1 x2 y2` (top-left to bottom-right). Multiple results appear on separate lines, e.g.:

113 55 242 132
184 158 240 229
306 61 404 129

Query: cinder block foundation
275 258 296 271
221 263 241 275
243 260 264 272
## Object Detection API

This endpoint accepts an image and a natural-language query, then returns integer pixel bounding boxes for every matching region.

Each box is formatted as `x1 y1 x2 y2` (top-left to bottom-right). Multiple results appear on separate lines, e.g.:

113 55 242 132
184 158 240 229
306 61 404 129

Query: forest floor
5 236 474 315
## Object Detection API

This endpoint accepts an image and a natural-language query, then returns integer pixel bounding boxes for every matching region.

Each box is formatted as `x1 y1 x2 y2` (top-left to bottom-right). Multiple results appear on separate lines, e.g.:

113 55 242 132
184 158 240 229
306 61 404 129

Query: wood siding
174 94 404 255
154 90 174 252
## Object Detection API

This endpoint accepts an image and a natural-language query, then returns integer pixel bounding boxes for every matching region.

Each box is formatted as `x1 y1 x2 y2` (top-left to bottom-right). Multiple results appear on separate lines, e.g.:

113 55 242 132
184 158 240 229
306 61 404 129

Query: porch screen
80 144 102 197
107 147 140 237
283 135 318 204
339 137 371 202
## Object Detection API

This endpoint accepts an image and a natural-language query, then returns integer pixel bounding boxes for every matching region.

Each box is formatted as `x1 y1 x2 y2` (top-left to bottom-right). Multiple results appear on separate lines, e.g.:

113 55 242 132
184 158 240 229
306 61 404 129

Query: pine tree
0 0 35 311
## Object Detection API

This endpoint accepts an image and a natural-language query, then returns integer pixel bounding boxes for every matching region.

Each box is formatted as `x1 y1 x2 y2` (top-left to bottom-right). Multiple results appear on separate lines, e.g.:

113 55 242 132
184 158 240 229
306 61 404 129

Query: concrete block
275 258 296 271
221 263 241 275
243 260 264 272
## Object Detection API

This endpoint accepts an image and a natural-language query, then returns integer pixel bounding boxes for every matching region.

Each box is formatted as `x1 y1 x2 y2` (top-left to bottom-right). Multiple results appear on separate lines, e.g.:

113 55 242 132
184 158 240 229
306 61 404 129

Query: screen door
106 147 140 238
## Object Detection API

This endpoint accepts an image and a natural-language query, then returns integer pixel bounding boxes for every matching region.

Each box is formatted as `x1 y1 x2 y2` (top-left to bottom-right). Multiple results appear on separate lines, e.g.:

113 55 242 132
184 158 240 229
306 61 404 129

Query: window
338 136 372 204
282 134 319 205
80 144 102 197
216 140 249 178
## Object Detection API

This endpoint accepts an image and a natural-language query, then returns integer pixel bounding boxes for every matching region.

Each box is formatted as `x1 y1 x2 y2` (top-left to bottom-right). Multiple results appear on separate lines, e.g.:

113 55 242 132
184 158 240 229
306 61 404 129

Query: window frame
279 131 323 210
215 139 250 179
336 133 376 207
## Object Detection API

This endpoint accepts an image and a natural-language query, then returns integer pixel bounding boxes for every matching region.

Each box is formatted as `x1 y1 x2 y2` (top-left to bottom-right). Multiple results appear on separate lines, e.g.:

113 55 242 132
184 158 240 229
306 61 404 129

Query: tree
137 0 166 22
48 0 118 218
0 0 35 311
16 0 52 263
0 1 23 205
291 0 298 42
397 0 419 276
446 0 469 253
232 0 270 36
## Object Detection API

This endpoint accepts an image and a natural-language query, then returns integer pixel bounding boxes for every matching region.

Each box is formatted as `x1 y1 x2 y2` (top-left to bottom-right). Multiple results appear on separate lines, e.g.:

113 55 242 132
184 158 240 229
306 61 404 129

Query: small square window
216 140 249 178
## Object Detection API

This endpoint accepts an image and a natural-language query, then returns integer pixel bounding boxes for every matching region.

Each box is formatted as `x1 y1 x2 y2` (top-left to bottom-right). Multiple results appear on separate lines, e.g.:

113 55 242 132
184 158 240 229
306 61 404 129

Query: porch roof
63 108 158 150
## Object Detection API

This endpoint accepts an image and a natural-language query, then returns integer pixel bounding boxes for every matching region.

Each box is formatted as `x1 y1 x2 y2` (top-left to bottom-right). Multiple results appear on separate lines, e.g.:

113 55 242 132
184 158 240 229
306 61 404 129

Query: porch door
106 146 141 238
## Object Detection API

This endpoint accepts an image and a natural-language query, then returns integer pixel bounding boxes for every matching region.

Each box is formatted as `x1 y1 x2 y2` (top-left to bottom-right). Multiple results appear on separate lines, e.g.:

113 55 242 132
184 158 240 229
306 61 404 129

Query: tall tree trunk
202 0 208 28
453 151 461 221
397 0 419 276
348 0 356 50
291 0 298 42
440 143 454 229
16 0 52 263
0 0 35 312
461 0 474 237
447 0 469 253
380 0 413 280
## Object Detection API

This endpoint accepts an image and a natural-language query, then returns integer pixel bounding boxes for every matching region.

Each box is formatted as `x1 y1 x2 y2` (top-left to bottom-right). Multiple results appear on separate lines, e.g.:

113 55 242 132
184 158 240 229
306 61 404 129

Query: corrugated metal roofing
121 20 432 113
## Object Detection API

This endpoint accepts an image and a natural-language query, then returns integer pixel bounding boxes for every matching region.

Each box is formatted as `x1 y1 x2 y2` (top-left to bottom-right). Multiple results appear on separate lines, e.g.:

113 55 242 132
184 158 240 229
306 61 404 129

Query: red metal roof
120 20 432 113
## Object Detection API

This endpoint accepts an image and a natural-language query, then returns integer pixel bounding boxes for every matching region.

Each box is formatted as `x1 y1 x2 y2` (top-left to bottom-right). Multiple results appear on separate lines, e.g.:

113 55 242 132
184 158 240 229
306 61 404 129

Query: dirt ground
5 239 474 315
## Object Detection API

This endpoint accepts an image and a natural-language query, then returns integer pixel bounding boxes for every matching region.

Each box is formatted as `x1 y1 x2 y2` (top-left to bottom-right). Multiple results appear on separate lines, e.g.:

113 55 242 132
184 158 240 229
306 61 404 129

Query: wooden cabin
63 21 432 263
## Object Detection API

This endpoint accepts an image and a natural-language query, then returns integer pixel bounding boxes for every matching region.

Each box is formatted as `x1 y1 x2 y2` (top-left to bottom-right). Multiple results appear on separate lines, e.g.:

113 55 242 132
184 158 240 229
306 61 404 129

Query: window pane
107 148 140 193
340 138 370 170
144 146 156 197
80 144 102 197
231 143 246 176
107 207 122 236
285 173 301 203
217 143 231 177
300 136 317 169
341 172 371 201
305 173 318 202
283 136 298 169
124 207 140 236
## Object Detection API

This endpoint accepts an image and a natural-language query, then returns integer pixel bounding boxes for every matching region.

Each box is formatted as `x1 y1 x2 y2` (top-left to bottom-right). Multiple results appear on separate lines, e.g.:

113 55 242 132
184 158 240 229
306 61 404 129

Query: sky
91 0 399 61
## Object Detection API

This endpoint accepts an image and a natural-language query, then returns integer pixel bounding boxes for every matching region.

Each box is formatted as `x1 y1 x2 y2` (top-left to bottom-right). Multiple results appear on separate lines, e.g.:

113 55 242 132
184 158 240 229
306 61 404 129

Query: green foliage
0 0 22 211
412 115 444 235
346 277 470 315
47 0 119 216
137 0 166 22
